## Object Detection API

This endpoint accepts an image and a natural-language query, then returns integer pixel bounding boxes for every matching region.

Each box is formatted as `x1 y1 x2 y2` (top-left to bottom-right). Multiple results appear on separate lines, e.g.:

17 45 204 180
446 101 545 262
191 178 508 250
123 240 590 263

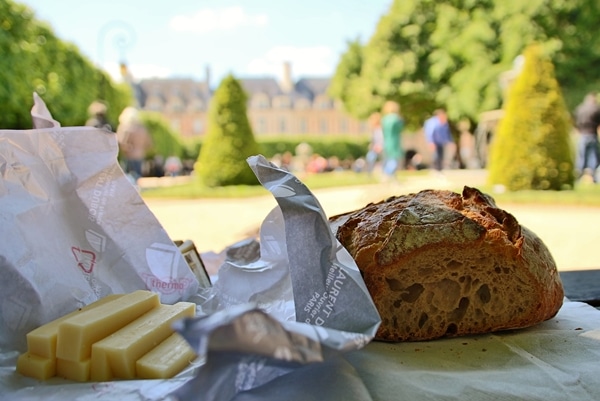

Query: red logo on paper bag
71 247 97 273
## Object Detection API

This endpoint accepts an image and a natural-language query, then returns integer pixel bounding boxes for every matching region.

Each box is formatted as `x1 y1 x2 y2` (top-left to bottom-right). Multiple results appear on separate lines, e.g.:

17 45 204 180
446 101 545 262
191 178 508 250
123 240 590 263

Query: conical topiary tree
195 74 261 187
487 44 575 191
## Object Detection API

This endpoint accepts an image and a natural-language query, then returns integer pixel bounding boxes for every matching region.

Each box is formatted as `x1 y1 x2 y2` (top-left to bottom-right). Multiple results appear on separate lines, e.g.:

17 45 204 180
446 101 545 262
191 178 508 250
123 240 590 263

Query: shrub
257 135 371 161
139 111 186 159
487 44 575 191
195 75 261 187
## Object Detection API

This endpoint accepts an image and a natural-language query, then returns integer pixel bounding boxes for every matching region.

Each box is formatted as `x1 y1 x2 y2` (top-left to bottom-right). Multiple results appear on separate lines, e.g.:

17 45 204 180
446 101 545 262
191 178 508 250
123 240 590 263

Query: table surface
2 269 599 401
560 269 600 306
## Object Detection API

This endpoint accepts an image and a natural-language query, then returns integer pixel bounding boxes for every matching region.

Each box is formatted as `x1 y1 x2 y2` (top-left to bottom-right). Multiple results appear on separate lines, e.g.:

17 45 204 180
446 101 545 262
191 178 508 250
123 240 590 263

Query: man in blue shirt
424 108 453 171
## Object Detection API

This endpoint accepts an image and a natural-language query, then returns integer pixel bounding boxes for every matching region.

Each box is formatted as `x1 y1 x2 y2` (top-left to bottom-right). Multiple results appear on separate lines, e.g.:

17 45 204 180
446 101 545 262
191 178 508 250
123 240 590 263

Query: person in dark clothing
574 93 600 182
85 101 112 131
424 108 453 172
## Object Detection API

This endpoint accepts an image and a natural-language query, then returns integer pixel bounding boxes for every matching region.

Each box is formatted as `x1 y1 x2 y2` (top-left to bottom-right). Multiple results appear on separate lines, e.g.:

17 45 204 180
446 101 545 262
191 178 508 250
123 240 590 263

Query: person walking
381 101 404 181
85 101 112 131
574 93 600 182
424 108 453 172
116 107 153 182
365 112 383 174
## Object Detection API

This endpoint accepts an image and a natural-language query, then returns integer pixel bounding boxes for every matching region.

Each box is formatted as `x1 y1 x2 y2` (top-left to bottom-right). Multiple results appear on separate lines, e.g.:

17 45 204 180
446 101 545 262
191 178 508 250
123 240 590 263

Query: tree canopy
329 0 600 129
0 0 132 129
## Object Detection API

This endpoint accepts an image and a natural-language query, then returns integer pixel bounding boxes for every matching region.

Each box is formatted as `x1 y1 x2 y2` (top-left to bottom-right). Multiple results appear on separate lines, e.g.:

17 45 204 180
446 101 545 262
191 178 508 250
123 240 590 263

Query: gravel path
142 170 600 273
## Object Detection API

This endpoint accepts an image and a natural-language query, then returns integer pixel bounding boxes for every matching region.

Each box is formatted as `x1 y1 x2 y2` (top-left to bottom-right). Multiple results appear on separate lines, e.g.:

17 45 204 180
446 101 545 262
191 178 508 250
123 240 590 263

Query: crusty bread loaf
330 186 564 342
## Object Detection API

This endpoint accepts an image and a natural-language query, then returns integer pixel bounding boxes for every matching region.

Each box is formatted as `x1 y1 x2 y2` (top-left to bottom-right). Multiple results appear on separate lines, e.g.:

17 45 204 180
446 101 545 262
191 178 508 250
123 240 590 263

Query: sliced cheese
136 332 197 379
56 290 160 362
90 302 195 381
16 352 55 381
26 294 122 359
56 358 91 382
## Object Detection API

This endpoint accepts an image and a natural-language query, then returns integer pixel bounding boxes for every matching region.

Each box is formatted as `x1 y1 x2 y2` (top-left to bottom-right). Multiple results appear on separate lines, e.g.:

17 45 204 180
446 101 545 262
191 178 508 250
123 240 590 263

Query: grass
479 183 600 206
140 169 384 199
141 181 271 198
140 169 600 206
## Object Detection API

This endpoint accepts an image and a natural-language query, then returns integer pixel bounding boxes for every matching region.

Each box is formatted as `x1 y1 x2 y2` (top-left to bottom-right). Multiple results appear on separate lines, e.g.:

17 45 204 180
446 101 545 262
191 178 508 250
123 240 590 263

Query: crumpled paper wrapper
171 155 382 400
0 94 198 354
191 155 381 338
0 100 381 400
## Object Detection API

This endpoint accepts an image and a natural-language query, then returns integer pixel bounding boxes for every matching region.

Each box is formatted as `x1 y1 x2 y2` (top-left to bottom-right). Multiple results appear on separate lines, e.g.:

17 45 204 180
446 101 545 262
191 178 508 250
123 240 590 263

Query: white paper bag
0 94 198 352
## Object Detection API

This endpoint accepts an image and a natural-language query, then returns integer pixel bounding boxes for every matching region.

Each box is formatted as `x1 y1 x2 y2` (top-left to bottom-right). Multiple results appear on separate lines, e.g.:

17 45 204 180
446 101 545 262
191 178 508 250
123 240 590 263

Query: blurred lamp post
96 20 136 89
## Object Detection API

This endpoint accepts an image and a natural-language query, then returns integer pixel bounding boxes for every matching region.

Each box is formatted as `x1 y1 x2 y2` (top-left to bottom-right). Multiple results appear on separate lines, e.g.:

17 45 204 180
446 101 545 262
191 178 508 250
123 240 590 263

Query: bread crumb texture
332 186 564 342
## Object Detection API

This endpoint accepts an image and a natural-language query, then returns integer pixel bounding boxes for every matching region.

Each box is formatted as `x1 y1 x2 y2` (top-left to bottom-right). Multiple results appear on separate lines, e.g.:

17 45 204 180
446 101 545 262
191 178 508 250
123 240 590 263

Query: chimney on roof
205 65 211 89
281 61 293 93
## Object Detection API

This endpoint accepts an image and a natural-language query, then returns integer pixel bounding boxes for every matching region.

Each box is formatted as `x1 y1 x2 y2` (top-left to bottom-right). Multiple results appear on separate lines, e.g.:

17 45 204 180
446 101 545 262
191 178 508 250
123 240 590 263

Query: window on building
257 117 267 134
295 98 310 110
279 117 288 133
299 118 308 133
273 96 291 109
146 95 163 111
319 119 328 134
339 118 348 133
167 97 184 113
251 94 270 110
188 99 204 112
193 119 203 135
314 95 332 110
147 102 161 112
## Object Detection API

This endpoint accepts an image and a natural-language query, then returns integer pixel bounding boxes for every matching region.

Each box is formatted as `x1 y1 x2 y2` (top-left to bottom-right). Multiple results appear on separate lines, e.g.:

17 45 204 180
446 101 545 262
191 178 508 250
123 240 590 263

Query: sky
19 0 392 86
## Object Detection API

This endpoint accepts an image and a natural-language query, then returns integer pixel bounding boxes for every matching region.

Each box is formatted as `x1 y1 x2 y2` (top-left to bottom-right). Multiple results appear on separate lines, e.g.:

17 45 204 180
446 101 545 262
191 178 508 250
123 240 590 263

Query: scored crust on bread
330 186 564 342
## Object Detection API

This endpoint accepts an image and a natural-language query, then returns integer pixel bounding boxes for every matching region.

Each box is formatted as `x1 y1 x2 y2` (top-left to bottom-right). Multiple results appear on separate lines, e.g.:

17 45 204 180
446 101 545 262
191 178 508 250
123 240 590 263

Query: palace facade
127 62 368 138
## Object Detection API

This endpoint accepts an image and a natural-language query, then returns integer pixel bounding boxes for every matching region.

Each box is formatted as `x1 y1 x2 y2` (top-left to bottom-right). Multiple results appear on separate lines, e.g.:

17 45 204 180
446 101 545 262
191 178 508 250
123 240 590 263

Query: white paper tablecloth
345 300 600 401
2 300 599 401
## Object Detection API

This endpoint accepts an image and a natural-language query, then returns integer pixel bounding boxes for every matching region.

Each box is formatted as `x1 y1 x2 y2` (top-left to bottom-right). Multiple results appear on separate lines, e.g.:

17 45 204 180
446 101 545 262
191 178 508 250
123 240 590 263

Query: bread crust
330 186 564 342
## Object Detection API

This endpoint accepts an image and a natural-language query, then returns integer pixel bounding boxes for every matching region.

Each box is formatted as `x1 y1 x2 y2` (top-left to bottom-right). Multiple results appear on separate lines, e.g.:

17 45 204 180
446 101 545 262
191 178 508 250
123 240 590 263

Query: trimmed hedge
183 135 371 163
257 135 371 161
195 75 262 187
487 44 575 191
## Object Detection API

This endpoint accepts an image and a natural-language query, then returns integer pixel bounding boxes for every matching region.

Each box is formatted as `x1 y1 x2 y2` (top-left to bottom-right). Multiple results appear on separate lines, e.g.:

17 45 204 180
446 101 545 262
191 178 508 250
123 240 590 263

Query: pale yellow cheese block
136 332 197 379
56 358 91 382
26 294 123 360
16 352 55 381
56 290 160 362
90 302 196 381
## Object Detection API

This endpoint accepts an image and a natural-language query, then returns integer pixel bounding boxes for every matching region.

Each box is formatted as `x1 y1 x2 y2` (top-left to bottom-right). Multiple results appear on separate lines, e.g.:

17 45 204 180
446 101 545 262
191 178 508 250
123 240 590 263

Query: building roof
134 65 332 111
295 78 330 101
238 77 283 98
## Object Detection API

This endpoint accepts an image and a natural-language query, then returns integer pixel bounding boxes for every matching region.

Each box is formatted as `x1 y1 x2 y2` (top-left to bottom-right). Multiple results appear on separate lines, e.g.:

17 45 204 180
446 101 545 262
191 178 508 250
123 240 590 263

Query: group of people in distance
368 92 600 184
366 101 453 182
86 102 185 182
574 93 600 183
86 92 600 185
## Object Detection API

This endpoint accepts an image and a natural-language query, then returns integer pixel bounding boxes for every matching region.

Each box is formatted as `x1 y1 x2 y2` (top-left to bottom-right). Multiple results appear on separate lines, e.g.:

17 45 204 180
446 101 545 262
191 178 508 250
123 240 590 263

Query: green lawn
140 169 600 207
480 183 600 206
140 170 383 199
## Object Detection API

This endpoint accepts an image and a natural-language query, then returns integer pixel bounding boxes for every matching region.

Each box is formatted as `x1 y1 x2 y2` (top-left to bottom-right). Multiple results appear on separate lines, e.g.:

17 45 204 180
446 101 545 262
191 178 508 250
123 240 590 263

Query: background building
128 62 368 138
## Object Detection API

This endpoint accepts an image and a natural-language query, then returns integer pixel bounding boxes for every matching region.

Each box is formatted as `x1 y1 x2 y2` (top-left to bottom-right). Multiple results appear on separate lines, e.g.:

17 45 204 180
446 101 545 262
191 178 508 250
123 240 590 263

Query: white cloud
169 6 268 33
246 46 335 78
